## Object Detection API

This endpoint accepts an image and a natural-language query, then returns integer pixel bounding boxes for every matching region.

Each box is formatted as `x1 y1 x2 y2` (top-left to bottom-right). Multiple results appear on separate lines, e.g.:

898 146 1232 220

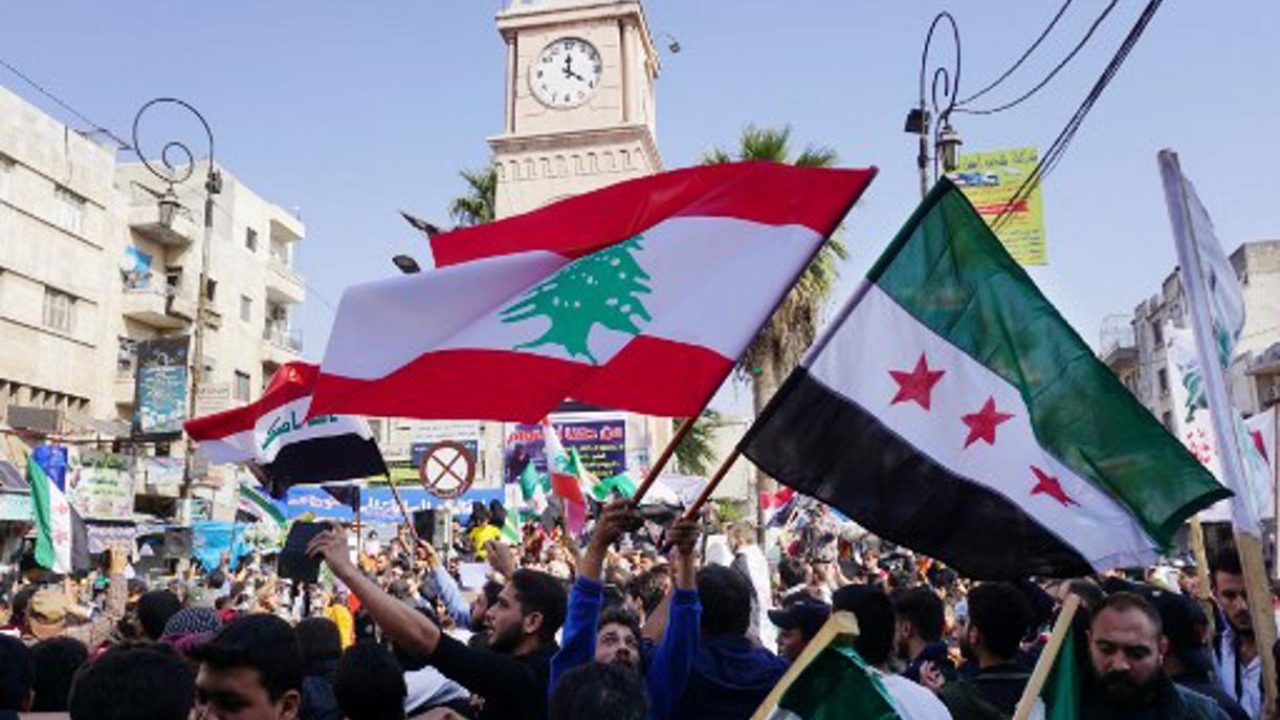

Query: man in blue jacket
550 500 701 720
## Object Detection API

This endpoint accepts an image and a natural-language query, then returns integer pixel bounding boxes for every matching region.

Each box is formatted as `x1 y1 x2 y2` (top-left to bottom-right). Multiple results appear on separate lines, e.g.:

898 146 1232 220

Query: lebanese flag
742 179 1229 579
184 362 387 498
309 162 876 422
542 419 587 534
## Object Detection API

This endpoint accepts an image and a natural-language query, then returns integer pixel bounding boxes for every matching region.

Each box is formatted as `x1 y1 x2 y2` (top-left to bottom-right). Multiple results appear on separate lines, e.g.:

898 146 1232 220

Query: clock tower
490 0 663 219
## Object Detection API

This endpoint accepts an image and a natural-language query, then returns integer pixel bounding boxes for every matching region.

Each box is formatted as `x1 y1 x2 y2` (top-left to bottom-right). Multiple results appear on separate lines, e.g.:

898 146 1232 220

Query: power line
957 0 1077 106
956 0 1120 116
0 56 132 150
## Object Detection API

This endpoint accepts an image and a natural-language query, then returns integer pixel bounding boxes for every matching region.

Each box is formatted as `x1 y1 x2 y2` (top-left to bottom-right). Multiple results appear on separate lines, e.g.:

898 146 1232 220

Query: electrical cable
957 0 1077 106
957 0 1119 116
991 0 1164 232
0 56 132 150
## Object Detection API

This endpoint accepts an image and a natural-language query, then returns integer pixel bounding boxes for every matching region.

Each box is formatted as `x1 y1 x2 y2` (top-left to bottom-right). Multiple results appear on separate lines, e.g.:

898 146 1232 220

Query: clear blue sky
5 1 1277 415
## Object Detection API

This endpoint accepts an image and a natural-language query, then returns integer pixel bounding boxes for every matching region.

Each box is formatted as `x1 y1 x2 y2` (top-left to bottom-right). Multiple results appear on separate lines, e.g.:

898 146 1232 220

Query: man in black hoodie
894 586 957 684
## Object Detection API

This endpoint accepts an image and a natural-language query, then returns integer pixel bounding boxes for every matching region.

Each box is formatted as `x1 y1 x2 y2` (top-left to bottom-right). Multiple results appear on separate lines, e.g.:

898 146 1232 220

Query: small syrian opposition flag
590 472 638 502
238 480 287 528
28 445 88 574
542 419 588 535
742 179 1229 579
765 642 908 719
185 362 388 498
517 459 549 514
309 162 876 422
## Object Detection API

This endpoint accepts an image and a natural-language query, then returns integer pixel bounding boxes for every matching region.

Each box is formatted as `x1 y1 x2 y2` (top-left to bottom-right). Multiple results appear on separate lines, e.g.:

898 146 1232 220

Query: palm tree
672 409 723 477
702 125 846 420
449 166 498 226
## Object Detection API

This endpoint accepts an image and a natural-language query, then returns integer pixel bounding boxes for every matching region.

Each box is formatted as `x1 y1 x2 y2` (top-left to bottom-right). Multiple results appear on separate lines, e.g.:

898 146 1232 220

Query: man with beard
1082 592 1228 719
1210 548 1261 719
895 586 957 685
937 582 1033 720
551 500 701 720
308 523 566 720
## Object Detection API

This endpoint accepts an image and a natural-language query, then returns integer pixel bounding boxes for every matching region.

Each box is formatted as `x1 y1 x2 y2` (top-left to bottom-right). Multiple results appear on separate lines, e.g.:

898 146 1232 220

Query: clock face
530 37 602 109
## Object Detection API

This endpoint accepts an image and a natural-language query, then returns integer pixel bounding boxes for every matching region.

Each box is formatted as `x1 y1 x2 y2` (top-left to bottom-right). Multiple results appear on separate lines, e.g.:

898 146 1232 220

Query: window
0 156 11 201
205 278 218 303
117 337 138 375
42 287 74 333
1151 321 1164 348
1157 368 1169 395
240 295 252 323
245 227 258 252
234 371 251 402
53 186 85 234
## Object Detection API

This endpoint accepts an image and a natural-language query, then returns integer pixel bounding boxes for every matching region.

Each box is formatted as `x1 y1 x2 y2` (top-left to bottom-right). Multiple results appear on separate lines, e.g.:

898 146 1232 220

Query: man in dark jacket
938 582 1034 720
1081 592 1228 720
1147 589 1249 720
670 565 788 720
296 617 343 720
894 586 957 684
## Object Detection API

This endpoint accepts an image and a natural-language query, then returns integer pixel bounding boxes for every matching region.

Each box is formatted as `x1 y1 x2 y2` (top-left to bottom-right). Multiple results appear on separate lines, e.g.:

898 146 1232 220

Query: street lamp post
908 12 964 197
131 98 222 499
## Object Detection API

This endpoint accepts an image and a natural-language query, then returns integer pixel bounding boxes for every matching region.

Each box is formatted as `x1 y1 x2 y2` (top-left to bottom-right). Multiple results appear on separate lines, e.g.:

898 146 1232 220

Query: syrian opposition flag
185 362 387 498
516 459 549 514
28 445 88 574
742 179 1229 579
542 419 588 534
309 162 876 422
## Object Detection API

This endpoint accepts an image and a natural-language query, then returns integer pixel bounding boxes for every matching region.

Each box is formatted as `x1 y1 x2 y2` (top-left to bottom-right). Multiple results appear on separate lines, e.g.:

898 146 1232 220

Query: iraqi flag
185 362 387 498
28 445 89 574
308 162 876 422
742 179 1229 579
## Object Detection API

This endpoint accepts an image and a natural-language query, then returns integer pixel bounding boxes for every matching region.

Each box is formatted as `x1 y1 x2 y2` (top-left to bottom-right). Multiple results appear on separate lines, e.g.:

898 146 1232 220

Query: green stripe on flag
772 644 900 720
865 179 1229 546
239 481 287 528
1043 625 1080 720
27 454 56 571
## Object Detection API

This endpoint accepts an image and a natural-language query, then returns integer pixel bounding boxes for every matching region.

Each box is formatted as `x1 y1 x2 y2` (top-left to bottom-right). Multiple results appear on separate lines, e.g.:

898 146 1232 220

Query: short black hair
967 583 1032 661
9 585 38 629
1092 591 1163 635
137 590 183 641
893 587 945 643
628 565 672 617
332 642 406 720
1211 546 1243 583
833 584 895 667
778 556 810 589
598 606 642 645
550 662 648 720
0 634 33 711
31 636 88 712
697 565 752 637
511 569 568 645
190 614 302 701
68 644 194 720
296 617 343 666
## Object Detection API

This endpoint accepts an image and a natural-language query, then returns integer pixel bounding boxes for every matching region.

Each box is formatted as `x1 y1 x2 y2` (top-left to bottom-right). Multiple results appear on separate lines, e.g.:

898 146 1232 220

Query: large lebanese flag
185 362 387 498
309 162 876 422
742 179 1228 579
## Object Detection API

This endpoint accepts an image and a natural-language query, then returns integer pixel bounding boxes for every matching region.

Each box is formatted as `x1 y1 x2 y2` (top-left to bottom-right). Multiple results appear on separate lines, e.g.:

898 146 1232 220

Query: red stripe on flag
185 362 318 440
429 162 877 267
309 337 734 423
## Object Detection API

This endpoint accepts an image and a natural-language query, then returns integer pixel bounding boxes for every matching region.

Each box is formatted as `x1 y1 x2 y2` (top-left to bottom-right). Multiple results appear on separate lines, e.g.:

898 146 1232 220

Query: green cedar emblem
501 235 652 364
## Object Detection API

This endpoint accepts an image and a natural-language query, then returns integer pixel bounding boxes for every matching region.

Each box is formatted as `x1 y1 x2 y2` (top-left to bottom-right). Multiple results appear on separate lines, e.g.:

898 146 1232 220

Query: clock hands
562 54 585 82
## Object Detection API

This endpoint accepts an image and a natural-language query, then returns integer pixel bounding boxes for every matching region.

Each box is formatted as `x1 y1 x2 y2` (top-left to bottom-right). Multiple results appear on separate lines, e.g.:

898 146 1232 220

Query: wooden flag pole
384 475 421 547
1236 530 1279 715
750 610 860 720
682 447 742 520
1012 593 1081 720
1187 515 1215 636
630 415 699 504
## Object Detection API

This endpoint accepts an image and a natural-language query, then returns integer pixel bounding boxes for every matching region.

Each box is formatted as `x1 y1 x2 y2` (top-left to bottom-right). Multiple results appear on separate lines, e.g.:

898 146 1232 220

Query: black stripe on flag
250 435 388 499
741 369 1092 579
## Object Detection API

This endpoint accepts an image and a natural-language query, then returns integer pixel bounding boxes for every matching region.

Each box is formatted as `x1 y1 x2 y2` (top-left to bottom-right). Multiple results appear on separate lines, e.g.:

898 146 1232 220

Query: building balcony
266 259 305 304
114 374 135 406
127 199 199 247
121 288 189 330
263 325 303 365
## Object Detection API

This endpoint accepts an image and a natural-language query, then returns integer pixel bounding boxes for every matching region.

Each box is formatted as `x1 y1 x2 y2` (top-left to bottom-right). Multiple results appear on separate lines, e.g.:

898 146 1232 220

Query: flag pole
750 610 860 720
630 411 700 504
1011 593 1081 720
681 447 741 520
355 487 364 559
1162 148 1278 714
1188 515 1215 636
384 474 421 546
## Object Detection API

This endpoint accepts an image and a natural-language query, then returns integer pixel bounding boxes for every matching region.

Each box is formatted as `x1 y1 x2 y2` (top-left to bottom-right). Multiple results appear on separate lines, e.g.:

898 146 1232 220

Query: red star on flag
961 397 1015 448
1030 466 1078 507
889 353 946 410
1251 429 1269 463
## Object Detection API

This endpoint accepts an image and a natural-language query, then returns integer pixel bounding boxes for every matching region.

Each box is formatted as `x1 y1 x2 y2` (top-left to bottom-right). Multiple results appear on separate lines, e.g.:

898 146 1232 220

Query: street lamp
907 12 964 197
131 98 221 500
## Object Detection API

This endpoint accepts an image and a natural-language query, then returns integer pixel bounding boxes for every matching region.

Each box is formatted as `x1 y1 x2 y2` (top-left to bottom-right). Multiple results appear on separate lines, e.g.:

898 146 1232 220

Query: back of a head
833 584 895 667
0 635 33 712
697 565 752 638
778 556 810 589
190 614 302 702
967 582 1033 662
893 587 945 643
550 662 648 720
333 642 406 720
31 636 88 712
512 568 568 644
629 565 672 617
296 617 343 667
728 522 756 547
137 590 183 641
69 644 194 720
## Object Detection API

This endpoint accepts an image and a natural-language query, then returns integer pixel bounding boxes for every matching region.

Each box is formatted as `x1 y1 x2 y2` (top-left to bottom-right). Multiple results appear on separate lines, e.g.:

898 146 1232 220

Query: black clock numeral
577 91 585 99
537 70 543 78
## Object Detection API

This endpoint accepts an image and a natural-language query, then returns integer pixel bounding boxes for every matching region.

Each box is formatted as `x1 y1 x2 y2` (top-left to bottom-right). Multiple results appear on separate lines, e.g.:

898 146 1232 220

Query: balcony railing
263 325 303 353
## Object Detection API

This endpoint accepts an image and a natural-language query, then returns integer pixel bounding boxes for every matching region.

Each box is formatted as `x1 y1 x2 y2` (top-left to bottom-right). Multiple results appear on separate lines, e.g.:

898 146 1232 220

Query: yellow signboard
947 146 1047 266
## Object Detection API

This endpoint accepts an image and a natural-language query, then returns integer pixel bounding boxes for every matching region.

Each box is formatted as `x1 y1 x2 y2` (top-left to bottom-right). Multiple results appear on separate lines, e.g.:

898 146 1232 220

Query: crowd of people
0 496 1277 720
